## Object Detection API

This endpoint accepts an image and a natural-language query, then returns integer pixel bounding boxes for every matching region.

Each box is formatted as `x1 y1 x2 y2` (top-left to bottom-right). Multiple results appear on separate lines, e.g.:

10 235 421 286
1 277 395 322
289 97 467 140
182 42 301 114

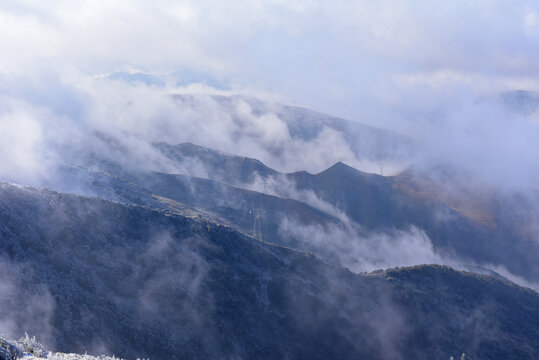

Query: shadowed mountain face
44 163 342 249
148 142 539 282
287 162 539 281
0 183 537 360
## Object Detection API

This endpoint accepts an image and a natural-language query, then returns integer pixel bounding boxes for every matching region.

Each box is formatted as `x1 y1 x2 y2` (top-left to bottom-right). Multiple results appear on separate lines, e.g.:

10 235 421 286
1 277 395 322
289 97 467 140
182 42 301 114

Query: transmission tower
250 208 267 242
249 206 270 308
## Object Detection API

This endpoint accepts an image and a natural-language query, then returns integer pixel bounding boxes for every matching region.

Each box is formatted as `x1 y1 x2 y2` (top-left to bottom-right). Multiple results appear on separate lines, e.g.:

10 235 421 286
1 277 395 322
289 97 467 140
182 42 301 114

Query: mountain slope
288 161 539 281
154 142 278 186
0 182 538 360
46 164 342 246
149 141 539 281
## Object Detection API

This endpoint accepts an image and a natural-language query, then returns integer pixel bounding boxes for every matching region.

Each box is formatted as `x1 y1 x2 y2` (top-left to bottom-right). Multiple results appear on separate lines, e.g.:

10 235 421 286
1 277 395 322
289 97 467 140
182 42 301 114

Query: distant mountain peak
318 160 374 178
498 90 539 115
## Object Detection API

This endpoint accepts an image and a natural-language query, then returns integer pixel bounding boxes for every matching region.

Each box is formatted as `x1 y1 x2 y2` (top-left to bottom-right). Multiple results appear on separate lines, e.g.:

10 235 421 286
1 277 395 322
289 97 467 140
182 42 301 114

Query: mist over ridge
1 1 539 359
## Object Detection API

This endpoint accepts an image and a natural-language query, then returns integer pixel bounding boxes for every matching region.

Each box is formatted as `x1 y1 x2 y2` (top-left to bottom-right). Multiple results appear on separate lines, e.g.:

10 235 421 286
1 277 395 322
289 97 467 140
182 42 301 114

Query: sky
0 0 539 189
1 0 539 116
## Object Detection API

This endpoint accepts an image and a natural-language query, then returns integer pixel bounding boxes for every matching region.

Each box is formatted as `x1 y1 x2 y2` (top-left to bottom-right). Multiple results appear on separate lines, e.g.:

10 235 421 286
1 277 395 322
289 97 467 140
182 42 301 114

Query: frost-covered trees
0 335 147 360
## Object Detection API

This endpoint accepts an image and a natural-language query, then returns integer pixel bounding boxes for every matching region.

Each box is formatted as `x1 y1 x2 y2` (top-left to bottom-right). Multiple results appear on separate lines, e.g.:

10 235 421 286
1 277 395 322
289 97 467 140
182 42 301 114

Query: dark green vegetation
0 183 537 359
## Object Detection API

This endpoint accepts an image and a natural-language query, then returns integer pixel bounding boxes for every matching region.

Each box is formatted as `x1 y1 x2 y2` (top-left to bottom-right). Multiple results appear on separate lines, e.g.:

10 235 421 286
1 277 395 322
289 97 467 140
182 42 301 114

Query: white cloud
524 8 539 37
0 104 46 184
0 1 538 189
278 218 445 273
1 1 539 83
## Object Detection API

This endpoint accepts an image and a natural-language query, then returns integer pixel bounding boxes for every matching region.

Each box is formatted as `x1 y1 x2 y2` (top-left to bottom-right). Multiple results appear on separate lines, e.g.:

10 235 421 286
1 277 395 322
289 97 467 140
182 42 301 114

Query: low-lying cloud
278 218 444 273
0 259 55 347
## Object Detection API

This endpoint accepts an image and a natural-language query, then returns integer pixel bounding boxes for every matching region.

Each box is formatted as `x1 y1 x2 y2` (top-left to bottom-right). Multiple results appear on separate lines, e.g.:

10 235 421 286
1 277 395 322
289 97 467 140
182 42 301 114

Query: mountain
287 161 539 281
44 163 342 246
153 142 278 186
0 182 537 360
149 141 539 282
498 90 539 116
169 94 420 171
1 93 538 359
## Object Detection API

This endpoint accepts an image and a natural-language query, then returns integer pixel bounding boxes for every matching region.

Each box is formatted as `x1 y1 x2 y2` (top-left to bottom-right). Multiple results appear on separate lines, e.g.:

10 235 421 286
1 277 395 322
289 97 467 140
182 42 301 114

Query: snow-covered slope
0 182 538 359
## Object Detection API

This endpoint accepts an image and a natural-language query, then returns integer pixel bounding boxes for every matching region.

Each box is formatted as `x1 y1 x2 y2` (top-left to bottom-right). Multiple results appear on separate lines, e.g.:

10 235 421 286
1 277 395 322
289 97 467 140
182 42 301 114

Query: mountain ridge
0 181 538 359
